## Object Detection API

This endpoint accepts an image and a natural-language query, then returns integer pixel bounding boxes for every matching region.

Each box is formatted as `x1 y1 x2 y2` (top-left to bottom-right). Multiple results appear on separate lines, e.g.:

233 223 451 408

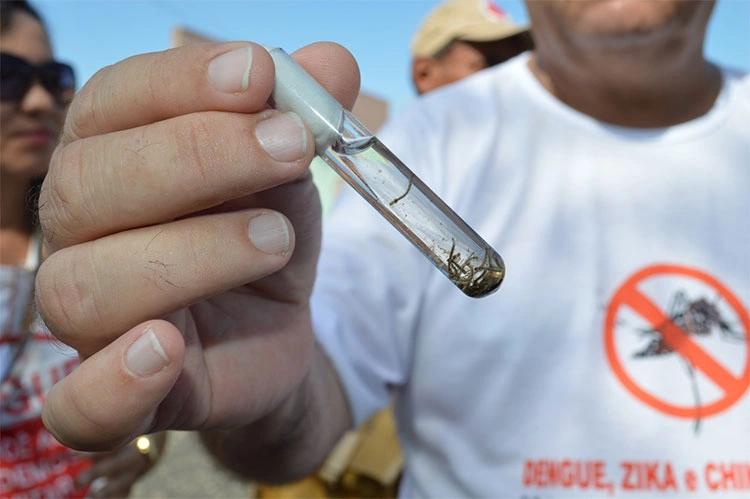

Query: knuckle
35 247 106 350
41 390 81 450
173 114 228 197
144 58 164 110
62 67 111 143
61 101 84 144
48 376 125 451
38 147 81 251
39 141 105 250
65 378 114 445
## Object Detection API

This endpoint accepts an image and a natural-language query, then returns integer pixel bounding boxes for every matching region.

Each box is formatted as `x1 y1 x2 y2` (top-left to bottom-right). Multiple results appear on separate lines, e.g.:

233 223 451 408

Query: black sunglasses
0 52 76 106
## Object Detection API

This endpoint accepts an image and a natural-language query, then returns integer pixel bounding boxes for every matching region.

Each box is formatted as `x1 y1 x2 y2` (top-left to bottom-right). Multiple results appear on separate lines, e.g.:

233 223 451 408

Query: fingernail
126 327 170 377
255 112 307 162
208 45 253 93
249 212 290 255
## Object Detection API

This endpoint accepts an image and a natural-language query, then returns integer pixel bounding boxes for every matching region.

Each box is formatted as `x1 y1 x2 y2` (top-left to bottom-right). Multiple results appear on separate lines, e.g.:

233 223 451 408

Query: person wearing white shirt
34 1 749 498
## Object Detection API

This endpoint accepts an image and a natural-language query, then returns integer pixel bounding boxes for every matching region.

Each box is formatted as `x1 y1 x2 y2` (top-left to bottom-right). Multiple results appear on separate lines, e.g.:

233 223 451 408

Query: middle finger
42 109 313 252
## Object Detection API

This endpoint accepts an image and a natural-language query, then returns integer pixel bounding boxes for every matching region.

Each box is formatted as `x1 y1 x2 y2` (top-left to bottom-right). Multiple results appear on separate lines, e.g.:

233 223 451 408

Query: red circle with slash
605 264 750 418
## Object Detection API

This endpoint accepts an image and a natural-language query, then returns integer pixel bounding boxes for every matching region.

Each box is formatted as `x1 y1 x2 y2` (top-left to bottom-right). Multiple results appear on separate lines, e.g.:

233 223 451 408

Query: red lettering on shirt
705 462 750 491
522 459 614 495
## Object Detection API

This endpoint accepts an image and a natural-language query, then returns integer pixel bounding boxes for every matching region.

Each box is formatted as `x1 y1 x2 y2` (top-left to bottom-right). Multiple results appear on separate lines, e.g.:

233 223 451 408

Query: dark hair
0 1 45 31
436 32 535 64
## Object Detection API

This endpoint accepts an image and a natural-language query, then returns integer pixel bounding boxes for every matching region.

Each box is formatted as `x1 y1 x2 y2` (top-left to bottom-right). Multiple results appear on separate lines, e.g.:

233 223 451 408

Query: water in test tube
264 47 505 298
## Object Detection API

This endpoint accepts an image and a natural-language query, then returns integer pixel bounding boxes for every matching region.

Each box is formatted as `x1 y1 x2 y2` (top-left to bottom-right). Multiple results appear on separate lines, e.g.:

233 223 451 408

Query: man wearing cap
411 0 533 94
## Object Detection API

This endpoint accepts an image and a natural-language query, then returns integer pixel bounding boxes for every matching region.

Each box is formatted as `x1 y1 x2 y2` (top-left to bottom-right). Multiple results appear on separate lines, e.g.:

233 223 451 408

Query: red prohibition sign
605 264 750 419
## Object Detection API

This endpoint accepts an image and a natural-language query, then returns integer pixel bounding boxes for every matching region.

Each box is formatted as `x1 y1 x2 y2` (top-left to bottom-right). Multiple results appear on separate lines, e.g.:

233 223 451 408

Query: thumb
43 320 184 450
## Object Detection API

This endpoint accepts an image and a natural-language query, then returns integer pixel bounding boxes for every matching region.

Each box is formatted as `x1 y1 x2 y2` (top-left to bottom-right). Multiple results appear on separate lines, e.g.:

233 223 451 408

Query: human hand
36 42 360 451
78 434 165 498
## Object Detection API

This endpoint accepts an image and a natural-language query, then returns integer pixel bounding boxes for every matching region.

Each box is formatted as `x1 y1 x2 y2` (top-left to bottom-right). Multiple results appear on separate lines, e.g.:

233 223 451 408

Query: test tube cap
262 46 345 154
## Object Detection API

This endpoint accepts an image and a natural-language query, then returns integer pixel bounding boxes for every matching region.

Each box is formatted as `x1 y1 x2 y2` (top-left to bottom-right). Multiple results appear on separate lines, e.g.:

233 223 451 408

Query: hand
36 42 360 450
78 434 166 498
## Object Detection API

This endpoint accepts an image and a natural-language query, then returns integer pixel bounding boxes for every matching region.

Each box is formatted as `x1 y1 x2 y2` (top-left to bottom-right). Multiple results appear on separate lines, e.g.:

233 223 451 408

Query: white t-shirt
312 53 750 498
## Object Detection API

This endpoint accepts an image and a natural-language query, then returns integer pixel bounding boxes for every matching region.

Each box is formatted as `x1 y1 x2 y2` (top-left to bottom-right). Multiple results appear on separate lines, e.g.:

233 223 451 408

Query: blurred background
27 1 750 497
32 0 750 118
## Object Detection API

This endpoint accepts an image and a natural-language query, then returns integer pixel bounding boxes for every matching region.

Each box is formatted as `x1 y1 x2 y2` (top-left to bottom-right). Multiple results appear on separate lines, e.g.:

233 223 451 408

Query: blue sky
35 0 750 117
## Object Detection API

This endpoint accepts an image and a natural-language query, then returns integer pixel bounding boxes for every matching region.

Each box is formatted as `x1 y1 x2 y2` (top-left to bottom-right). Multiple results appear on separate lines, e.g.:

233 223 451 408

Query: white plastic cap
262 46 344 154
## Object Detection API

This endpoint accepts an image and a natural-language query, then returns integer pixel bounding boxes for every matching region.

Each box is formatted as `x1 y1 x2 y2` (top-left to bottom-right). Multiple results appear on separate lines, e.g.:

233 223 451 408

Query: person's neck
1 174 35 266
528 41 722 128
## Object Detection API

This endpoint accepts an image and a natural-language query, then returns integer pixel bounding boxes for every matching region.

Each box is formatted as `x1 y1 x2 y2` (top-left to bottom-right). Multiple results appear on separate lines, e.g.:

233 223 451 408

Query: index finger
62 42 275 145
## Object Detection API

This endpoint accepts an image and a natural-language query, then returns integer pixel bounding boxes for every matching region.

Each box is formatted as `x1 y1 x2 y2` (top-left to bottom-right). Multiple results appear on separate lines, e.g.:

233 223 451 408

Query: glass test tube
264 47 505 298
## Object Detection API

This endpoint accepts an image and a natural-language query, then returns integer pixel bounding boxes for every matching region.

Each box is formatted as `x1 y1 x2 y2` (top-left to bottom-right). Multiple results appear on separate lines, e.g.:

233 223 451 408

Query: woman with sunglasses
1 2 165 497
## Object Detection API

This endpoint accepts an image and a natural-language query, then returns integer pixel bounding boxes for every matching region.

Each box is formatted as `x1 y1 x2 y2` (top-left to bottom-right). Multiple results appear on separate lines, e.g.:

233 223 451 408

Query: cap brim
455 22 529 44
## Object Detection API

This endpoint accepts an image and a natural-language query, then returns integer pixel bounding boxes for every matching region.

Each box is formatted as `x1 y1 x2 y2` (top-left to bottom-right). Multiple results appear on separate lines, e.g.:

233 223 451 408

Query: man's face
526 0 714 47
413 34 532 95
435 42 490 87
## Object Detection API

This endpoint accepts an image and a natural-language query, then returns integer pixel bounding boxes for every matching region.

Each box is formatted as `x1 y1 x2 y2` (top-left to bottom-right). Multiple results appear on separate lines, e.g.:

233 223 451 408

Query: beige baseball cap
411 0 529 58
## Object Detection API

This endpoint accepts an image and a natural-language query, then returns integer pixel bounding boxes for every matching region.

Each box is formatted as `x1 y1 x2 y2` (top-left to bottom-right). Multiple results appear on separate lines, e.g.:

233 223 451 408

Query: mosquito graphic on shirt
622 291 746 434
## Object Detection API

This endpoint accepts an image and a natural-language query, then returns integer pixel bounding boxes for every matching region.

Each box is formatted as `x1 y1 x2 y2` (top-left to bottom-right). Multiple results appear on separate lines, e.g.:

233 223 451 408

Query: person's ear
411 57 443 95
